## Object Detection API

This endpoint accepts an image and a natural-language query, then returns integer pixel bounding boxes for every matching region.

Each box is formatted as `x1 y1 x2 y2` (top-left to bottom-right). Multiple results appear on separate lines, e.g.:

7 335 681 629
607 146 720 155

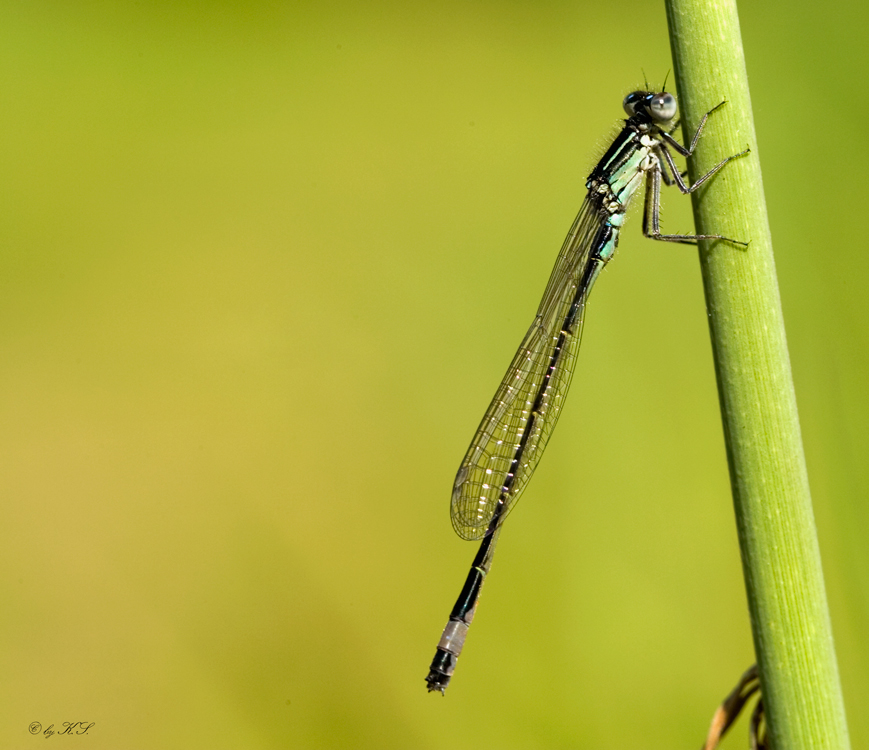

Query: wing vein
450 197 604 540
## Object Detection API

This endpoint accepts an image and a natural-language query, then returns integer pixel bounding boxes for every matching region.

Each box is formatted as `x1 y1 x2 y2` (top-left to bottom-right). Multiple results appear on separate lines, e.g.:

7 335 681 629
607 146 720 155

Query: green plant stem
663 1 850 748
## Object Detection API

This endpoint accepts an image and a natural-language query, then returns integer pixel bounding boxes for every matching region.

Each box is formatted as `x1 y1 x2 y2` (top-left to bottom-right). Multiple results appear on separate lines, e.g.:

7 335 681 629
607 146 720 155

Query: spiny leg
655 99 750 194
642 162 748 245
663 100 728 157
658 139 750 195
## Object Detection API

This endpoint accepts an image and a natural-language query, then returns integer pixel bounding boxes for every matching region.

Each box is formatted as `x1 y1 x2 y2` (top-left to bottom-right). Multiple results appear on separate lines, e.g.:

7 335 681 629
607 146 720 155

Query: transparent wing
451 197 604 540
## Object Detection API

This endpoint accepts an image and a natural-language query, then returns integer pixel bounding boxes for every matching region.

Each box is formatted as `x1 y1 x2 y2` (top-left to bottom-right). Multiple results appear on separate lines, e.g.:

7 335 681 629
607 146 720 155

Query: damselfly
425 89 749 694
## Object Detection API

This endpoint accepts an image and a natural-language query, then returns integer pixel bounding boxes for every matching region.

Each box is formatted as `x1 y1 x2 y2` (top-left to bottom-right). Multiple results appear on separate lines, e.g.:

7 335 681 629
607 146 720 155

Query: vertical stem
662 1 850 748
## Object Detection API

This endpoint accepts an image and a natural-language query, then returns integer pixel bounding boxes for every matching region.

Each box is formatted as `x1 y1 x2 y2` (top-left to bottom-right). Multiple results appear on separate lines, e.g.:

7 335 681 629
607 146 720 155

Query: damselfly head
623 91 677 123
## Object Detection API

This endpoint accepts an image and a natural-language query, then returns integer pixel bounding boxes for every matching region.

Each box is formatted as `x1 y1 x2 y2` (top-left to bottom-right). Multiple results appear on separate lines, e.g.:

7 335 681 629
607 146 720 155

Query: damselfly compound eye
649 92 677 121
622 91 645 116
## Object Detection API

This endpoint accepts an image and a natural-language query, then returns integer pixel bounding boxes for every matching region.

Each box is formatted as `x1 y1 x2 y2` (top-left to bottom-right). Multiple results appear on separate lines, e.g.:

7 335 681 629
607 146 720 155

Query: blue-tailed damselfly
426 88 748 694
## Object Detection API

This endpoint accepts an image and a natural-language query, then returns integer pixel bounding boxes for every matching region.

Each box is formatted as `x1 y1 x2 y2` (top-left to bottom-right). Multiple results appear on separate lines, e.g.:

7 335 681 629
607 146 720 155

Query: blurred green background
1 1 866 748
